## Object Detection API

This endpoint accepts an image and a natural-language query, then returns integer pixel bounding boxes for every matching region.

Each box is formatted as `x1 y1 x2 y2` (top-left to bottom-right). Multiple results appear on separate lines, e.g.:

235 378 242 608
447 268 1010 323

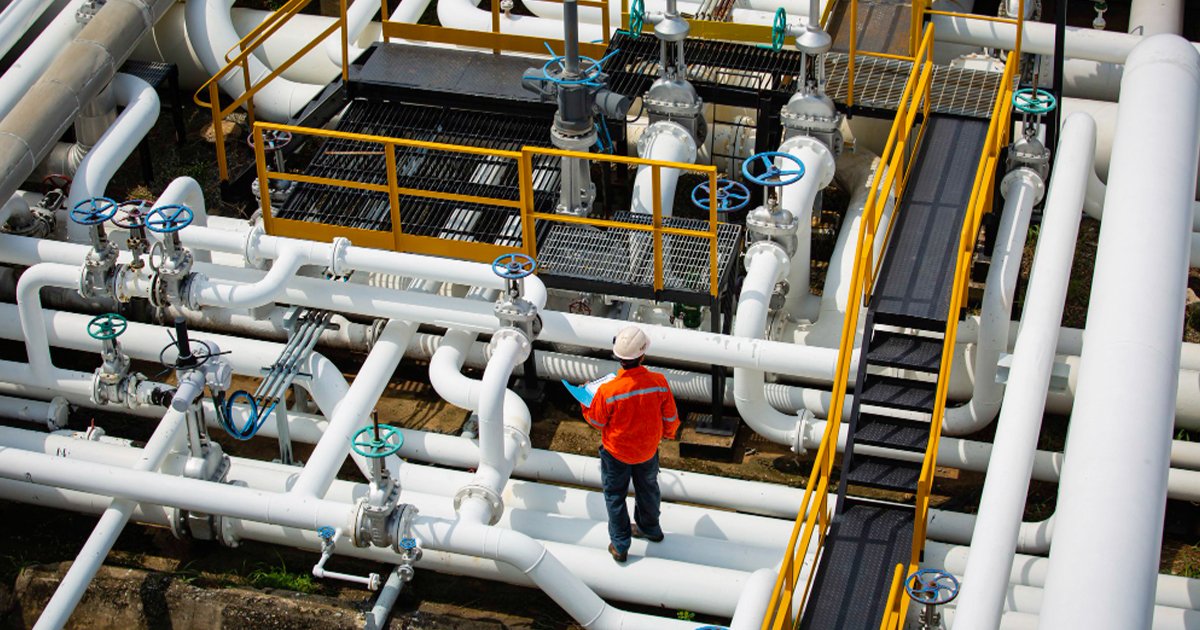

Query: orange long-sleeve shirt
582 366 680 464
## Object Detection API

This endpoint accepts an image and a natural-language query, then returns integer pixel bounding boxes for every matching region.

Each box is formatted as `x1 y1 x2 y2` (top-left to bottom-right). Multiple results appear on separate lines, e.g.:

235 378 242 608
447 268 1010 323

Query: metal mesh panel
822 53 1009 119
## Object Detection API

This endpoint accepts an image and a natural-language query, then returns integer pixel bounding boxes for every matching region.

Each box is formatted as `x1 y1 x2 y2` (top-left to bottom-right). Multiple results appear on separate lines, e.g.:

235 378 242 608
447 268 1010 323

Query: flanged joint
1001 167 1046 205
745 204 799 238
453 484 505 525
636 121 698 164
328 237 352 278
489 327 533 363
242 223 267 268
744 240 792 272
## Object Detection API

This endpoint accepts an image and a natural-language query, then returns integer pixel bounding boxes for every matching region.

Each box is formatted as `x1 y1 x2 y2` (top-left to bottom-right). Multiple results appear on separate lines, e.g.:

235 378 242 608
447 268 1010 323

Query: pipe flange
453 484 504 525
636 121 698 163
792 408 817 455
504 425 533 464
328 237 352 278
243 223 267 269
776 135 837 189
1001 167 1046 205
46 396 69 431
490 327 532 363
219 480 248 548
744 240 792 273
745 206 799 238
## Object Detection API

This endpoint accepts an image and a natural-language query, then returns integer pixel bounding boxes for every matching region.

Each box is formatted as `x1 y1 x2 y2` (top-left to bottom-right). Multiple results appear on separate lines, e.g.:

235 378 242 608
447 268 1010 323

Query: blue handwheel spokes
771 8 788 51
629 0 645 34
1012 87 1057 115
742 151 806 187
87 313 127 341
904 569 960 606
351 424 404 459
317 526 336 540
540 54 604 87
492 253 537 279
691 179 751 212
70 197 118 226
145 204 194 234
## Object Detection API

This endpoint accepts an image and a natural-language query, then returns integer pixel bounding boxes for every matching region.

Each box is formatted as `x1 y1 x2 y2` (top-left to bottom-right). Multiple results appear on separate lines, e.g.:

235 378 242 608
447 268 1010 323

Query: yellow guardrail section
875 44 1018 630
251 122 722 293
757 24 935 630
196 0 349 182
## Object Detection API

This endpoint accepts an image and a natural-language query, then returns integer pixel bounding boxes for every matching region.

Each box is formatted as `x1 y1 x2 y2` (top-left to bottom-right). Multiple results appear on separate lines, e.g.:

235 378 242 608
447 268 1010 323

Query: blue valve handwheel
629 0 645 34
399 537 418 550
87 313 127 341
771 8 787 51
540 54 604 86
145 204 194 233
317 526 336 540
70 197 118 226
351 424 404 459
112 199 152 229
905 568 960 605
692 179 751 212
742 152 806 187
492 253 537 279
1012 87 1057 115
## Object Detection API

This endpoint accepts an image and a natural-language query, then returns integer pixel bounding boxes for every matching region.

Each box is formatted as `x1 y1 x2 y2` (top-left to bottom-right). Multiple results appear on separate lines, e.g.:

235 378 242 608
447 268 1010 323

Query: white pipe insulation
631 122 698 218
0 0 59 61
63 73 160 243
437 0 604 48
183 0 323 122
942 169 1042 435
0 0 88 122
1039 35 1200 630
951 114 1096 630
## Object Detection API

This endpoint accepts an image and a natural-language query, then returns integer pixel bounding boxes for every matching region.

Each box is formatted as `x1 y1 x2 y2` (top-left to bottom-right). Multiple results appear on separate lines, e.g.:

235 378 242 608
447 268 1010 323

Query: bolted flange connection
453 484 505 525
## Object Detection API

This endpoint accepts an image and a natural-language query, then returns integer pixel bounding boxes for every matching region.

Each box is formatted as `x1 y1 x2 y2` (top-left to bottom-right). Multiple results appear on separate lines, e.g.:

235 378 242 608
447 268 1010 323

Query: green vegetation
246 556 318 594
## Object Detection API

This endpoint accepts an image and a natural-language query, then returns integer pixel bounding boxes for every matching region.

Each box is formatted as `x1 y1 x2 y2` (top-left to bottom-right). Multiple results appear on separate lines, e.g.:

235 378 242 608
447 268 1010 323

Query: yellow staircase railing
758 23 935 630
875 45 1017 630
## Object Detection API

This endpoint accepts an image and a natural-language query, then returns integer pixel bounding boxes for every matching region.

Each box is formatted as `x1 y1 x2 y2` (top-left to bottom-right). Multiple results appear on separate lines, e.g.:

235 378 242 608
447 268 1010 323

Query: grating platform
275 99 557 245
826 0 913 57
870 114 986 325
823 53 1010 119
602 31 805 107
535 211 741 302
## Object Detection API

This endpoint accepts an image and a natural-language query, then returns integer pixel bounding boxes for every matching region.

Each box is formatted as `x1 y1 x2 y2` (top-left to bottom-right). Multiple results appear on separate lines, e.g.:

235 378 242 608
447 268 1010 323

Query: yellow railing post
518 150 537 258
253 124 273 232
381 0 391 43
848 0 857 108
385 143 402 248
707 170 718 297
210 83 227 181
339 0 349 81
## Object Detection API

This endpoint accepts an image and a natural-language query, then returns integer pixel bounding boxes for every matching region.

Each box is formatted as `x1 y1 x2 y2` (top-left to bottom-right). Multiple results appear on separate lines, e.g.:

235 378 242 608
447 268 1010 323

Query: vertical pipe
1048 0 1065 153
563 0 580 73
1038 36 1200 630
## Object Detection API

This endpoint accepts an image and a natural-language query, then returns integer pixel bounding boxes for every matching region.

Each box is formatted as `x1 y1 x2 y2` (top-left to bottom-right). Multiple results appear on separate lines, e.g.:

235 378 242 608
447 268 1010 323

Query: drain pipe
952 114 1095 630
33 370 203 630
0 0 176 204
942 164 1043 435
64 74 161 243
0 0 89 122
1039 35 1200 630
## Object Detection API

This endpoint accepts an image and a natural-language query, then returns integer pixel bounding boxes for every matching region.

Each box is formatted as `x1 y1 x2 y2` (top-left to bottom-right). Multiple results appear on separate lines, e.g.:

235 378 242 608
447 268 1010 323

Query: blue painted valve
692 179 751 212
771 8 788 51
69 197 118 225
145 204 194 234
491 253 537 280
351 424 404 459
905 568 960 606
741 151 806 187
1012 87 1057 115
629 0 645 34
317 526 336 541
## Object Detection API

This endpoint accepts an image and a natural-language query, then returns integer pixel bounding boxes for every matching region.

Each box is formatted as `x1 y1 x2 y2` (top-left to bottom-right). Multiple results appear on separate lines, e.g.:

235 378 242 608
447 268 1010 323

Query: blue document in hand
562 373 617 407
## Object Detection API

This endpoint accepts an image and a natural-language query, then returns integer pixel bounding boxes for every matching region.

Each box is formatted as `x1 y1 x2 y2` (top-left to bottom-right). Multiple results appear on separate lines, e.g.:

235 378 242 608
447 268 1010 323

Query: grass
246 556 318 594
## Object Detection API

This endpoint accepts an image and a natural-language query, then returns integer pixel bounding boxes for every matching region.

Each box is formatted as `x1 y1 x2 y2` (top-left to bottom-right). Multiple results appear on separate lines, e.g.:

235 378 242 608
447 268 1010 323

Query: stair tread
857 374 938 413
855 413 930 452
845 454 921 494
867 330 943 373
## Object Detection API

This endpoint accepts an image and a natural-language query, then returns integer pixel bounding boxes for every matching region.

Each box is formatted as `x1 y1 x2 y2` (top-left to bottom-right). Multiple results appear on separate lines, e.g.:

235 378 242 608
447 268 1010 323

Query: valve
71 196 118 246
491 253 541 337
691 179 751 213
113 199 152 267
89 313 131 397
312 526 382 591
628 0 645 34
770 7 787 51
145 204 195 308
71 197 120 299
351 423 405 459
1092 1 1107 30
1012 87 1057 115
741 151 806 187
247 129 292 176
39 174 71 216
905 568 959 630
1009 87 1055 177
158 317 211 372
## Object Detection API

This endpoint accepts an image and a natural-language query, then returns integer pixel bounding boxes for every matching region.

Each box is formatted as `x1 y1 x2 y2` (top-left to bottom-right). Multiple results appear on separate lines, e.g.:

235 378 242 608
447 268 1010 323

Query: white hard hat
613 326 650 360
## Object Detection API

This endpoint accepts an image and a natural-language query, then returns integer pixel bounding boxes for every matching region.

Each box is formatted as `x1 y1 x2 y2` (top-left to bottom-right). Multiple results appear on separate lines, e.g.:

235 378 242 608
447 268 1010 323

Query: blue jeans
600 447 664 554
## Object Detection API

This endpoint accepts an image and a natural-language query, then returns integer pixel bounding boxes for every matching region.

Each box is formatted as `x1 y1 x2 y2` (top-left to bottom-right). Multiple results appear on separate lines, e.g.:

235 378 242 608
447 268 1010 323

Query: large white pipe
0 0 58 61
183 0 322 122
951 114 1096 630
631 122 698 218
64 73 160 243
0 0 88 121
777 135 834 319
1039 35 1200 630
437 0 604 46
943 169 1042 435
1127 0 1184 37
324 0 433 65
291 319 417 497
33 371 203 630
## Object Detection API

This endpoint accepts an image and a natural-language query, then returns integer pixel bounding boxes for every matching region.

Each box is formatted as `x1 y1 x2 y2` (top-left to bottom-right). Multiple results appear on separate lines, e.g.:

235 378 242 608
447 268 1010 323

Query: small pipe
563 0 580 74
365 566 408 629
0 0 58 61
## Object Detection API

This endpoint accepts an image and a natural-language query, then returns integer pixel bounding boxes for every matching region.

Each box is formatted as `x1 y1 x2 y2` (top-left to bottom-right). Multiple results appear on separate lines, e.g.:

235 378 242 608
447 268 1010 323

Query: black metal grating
601 32 805 104
535 211 741 296
119 59 177 88
823 53 1011 119
276 99 558 245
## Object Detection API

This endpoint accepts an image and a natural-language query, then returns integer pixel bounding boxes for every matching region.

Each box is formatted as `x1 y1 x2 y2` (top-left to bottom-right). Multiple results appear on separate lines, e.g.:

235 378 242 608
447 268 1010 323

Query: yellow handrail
758 24 935 630
875 47 1018 630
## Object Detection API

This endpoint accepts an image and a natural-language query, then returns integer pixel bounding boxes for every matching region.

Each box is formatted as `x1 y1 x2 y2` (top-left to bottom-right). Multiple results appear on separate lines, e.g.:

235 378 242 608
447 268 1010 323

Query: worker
582 325 680 563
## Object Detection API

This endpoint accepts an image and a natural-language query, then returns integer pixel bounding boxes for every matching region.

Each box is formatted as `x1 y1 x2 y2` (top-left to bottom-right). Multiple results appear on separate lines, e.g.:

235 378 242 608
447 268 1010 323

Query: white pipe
0 0 88 121
436 0 604 47
0 0 58 61
943 169 1042 435
777 135 835 319
929 13 1200 64
1127 0 1184 37
951 114 1096 630
325 0 433 65
148 177 211 262
183 0 322 122
0 194 30 227
64 73 160 243
631 122 698 218
733 244 802 448
33 371 203 630
522 0 795 27
463 332 525 512
291 319 417 497
15 263 85 385
729 568 779 630
1039 35 1200 630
